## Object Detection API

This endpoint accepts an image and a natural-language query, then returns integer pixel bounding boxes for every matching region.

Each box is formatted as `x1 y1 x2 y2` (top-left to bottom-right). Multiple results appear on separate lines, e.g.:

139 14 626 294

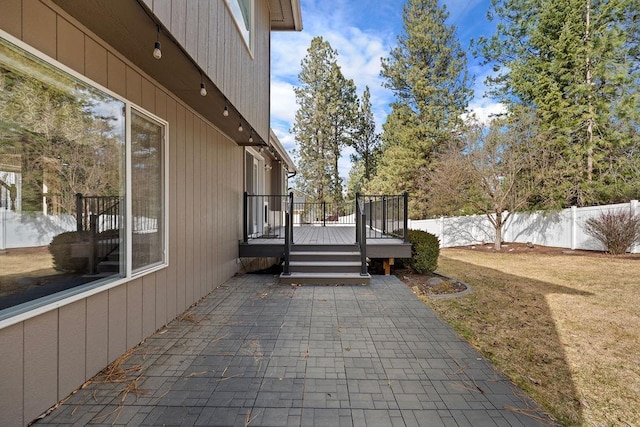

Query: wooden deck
239 225 412 259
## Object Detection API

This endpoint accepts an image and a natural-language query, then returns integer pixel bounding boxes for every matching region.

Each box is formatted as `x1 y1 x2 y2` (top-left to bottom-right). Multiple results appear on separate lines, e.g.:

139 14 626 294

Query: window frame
0 30 169 329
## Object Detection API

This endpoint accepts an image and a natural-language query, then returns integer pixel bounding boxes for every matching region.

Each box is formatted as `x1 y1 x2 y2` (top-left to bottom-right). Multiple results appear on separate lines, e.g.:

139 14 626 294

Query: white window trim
0 29 169 330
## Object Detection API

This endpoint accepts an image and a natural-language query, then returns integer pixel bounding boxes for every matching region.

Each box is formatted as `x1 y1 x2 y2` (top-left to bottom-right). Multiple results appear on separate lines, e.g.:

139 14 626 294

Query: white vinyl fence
408 200 640 253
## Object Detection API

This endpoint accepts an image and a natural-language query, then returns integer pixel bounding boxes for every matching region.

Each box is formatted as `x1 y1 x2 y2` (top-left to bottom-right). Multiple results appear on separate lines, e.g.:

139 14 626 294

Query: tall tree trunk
494 213 503 251
585 0 594 182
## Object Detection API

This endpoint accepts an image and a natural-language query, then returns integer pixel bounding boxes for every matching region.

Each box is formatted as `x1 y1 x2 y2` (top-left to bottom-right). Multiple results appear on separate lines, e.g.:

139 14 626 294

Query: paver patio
34 275 554 426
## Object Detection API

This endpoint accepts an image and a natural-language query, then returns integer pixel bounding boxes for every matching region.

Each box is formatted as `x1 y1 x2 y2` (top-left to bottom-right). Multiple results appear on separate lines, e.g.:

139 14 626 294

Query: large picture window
0 34 167 318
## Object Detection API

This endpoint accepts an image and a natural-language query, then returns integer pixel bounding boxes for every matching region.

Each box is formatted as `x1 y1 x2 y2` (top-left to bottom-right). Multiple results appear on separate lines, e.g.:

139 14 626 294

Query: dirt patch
395 267 467 296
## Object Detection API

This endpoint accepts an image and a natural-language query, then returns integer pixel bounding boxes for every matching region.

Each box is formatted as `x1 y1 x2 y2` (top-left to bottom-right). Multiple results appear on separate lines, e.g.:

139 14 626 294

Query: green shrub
49 231 89 273
407 229 440 274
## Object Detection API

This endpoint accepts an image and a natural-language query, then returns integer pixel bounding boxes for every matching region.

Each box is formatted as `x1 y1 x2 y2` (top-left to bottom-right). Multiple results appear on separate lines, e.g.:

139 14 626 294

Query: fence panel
409 200 639 253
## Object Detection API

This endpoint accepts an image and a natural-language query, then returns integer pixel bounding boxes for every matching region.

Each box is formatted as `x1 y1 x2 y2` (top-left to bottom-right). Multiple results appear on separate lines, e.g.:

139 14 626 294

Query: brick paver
35 275 554 426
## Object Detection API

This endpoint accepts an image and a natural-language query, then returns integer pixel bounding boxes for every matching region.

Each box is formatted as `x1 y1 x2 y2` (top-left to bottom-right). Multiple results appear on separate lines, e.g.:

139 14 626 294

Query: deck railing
242 192 409 243
359 193 409 242
76 193 122 274
243 193 290 242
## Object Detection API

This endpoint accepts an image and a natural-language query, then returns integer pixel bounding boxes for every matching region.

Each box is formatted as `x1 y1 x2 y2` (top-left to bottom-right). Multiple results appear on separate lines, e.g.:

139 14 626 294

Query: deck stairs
279 243 371 285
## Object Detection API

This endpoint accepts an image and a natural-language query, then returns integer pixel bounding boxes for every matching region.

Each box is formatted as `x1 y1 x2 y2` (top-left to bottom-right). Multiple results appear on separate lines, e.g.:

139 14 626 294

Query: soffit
270 0 303 31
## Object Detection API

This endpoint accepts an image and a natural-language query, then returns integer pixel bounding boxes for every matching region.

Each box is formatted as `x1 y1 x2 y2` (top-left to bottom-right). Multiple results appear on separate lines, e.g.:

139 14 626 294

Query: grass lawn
424 247 639 426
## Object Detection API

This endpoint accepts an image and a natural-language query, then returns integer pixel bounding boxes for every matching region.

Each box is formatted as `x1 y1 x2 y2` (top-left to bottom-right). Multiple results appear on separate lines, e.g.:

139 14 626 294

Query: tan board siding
0 1 246 425
145 0 271 141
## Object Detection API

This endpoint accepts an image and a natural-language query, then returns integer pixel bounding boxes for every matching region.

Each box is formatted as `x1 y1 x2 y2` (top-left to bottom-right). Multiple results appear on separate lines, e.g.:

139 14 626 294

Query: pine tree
476 0 640 207
350 86 380 181
369 0 472 218
292 37 357 205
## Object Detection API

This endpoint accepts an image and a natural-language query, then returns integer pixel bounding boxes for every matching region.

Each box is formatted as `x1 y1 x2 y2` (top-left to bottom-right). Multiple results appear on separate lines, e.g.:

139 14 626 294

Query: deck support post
383 258 394 275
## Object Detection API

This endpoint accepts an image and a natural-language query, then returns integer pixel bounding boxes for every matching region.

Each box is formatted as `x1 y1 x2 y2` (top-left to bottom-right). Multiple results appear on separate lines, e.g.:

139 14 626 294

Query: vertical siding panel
152 0 172 25
192 118 202 299
155 88 169 326
0 0 22 39
107 52 126 97
22 0 56 59
166 95 178 321
214 1 225 88
142 275 156 337
215 132 222 285
0 323 24 427
205 2 222 84
170 0 186 48
211 130 219 287
126 278 143 349
200 120 209 293
185 0 198 57
86 292 109 378
175 103 187 312
141 77 155 113
56 17 84 74
155 268 168 328
197 0 209 68
108 285 127 362
223 14 233 102
24 310 58 423
58 300 86 399
204 124 212 290
84 36 108 87
126 67 142 106
184 112 195 306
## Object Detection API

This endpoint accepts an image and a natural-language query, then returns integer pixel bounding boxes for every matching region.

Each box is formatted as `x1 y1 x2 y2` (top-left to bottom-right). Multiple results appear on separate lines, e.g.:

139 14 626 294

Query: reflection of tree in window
131 111 163 270
0 59 124 216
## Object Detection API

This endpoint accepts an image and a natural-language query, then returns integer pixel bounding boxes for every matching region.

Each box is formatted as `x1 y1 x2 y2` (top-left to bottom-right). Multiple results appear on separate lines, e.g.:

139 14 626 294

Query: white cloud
270 79 297 125
465 99 507 125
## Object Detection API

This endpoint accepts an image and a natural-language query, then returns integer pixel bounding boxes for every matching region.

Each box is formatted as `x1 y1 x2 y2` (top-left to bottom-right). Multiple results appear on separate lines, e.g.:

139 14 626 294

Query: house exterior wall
143 0 271 141
0 1 257 425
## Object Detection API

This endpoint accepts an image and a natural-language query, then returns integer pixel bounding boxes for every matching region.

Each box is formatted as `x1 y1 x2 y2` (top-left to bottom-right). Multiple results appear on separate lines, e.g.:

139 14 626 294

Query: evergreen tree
350 86 380 181
292 37 357 205
476 0 640 207
369 0 472 218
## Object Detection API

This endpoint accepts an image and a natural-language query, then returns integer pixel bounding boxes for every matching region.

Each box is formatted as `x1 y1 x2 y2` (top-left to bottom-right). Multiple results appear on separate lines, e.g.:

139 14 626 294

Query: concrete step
289 261 363 273
279 272 371 286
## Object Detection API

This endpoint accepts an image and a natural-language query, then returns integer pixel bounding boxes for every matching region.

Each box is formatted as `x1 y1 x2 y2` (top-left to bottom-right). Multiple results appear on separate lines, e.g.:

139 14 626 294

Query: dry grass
428 248 640 426
0 246 60 296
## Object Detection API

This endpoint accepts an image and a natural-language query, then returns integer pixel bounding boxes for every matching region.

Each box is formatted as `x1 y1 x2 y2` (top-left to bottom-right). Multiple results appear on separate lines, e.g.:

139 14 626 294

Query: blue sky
270 0 505 180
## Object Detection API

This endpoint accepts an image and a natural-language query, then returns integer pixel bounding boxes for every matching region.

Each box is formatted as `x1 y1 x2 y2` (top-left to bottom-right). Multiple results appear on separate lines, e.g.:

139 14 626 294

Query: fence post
571 205 577 250
355 193 360 244
289 192 294 244
382 196 387 235
631 200 639 253
440 216 445 248
403 192 409 242
243 192 248 243
76 193 83 232
360 209 367 276
322 201 326 227
283 211 291 275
